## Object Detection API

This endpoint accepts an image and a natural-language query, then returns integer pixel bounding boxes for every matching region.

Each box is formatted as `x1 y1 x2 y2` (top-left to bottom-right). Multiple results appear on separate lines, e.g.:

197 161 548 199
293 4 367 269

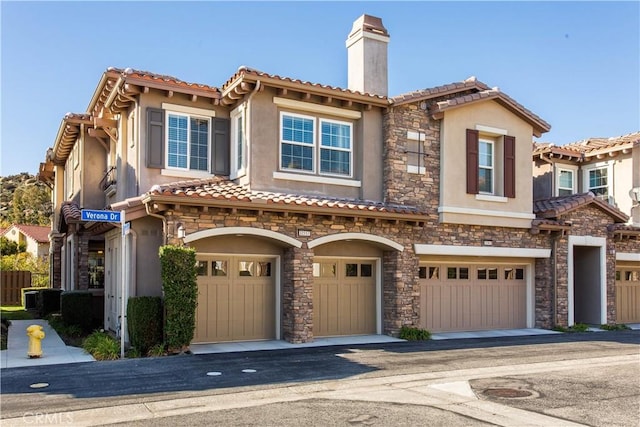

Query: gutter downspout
145 201 168 246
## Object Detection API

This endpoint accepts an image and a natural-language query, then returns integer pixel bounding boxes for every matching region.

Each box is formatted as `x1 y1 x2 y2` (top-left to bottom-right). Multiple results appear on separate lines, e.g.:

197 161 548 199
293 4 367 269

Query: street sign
81 209 121 223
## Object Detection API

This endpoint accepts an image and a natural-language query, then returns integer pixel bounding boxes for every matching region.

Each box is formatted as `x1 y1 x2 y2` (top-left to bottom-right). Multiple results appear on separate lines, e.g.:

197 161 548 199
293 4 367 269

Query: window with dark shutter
146 108 164 168
466 129 479 194
504 135 516 198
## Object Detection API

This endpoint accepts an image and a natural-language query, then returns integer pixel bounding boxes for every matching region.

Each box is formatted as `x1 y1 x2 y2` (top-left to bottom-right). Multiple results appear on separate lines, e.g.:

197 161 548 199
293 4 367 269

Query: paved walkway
0 319 95 369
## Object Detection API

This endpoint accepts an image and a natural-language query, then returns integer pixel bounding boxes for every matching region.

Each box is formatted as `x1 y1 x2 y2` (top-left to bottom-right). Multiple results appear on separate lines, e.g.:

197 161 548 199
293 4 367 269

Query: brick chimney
346 14 390 96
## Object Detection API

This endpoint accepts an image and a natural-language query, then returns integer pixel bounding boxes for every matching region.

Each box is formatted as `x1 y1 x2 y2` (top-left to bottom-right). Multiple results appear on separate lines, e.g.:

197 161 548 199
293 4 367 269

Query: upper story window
146 105 229 176
478 139 494 194
280 112 352 177
167 113 210 171
557 168 575 196
587 166 609 200
406 131 426 174
466 128 515 198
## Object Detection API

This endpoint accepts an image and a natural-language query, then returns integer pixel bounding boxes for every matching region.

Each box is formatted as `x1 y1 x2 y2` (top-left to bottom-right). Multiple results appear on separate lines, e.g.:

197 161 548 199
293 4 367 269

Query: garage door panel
194 256 275 343
421 264 527 332
616 265 640 323
314 259 376 337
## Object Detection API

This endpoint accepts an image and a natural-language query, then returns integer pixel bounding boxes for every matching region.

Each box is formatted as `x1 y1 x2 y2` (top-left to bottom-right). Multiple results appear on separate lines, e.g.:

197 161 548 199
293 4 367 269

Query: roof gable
2 224 50 243
533 192 628 223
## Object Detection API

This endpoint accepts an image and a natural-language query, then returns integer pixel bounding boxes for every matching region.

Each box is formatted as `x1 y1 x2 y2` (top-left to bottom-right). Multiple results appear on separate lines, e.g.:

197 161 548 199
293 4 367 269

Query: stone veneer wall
76 233 89 290
50 233 64 288
557 206 619 325
281 246 314 343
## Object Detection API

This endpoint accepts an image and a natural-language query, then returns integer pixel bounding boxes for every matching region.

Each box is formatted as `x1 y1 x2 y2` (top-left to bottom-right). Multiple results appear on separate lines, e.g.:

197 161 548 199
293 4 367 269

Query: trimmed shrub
399 325 432 341
37 289 63 317
82 331 119 360
160 245 198 353
60 291 93 332
127 296 163 355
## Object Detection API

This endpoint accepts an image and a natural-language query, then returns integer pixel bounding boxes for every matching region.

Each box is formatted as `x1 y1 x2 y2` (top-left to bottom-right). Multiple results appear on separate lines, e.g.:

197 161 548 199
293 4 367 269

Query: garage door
313 259 376 337
616 263 640 323
194 256 275 343
420 264 527 332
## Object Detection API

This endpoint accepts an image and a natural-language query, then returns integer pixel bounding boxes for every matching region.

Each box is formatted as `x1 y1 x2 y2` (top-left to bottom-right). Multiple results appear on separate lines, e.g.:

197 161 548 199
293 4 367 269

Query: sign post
80 209 128 359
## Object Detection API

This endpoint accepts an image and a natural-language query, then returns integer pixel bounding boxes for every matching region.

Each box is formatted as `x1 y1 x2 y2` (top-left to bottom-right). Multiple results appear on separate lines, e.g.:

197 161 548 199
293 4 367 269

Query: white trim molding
161 103 216 118
616 252 640 262
273 171 361 187
438 206 535 220
414 244 550 258
475 124 508 136
475 194 508 203
308 233 404 252
184 227 303 248
273 97 362 119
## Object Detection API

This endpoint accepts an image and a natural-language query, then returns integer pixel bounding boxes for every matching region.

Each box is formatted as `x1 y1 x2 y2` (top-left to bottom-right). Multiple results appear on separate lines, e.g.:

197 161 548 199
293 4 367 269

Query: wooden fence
1 271 33 306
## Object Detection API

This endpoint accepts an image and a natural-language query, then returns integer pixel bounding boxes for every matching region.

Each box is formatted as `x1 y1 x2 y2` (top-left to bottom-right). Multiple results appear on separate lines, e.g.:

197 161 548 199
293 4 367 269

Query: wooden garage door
194 256 275 343
616 264 640 323
420 264 527 332
313 259 376 337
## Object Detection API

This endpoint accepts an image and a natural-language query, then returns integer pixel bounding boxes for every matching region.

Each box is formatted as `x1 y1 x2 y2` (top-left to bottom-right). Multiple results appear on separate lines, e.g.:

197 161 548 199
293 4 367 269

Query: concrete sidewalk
0 319 95 369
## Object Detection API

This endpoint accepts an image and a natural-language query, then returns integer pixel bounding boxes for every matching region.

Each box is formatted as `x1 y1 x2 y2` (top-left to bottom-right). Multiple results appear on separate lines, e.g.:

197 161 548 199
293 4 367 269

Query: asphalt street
1 331 639 426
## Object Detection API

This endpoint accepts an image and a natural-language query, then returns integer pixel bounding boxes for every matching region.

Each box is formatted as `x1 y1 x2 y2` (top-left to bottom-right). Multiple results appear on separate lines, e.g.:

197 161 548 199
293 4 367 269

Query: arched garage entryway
184 227 302 344
308 233 404 337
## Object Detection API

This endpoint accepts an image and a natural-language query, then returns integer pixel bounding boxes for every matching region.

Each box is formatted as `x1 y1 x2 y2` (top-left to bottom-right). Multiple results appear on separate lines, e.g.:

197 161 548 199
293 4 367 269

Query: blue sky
1 1 638 176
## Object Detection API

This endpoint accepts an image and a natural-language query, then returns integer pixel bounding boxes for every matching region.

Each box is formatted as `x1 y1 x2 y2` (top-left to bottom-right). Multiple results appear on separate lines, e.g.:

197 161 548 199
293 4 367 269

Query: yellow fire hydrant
26 325 45 358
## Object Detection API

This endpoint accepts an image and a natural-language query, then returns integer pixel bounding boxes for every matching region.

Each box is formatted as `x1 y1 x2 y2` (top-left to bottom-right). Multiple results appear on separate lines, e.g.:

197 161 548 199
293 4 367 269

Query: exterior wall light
176 223 186 239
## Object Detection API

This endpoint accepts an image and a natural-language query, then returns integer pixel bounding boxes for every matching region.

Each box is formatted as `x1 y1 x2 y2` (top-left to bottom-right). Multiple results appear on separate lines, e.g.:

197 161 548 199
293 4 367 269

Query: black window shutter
466 129 479 194
146 108 164 168
212 118 230 175
504 135 516 198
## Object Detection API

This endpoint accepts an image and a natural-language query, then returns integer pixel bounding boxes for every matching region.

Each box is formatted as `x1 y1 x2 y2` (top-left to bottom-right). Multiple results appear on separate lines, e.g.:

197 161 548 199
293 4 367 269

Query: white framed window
557 168 575 196
279 112 353 177
478 139 494 194
231 106 246 179
165 112 210 172
406 131 426 174
584 164 611 202
319 118 352 177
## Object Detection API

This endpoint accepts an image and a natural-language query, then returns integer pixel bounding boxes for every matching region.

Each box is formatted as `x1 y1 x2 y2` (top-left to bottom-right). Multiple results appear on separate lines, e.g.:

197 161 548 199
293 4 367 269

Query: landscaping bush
160 245 198 353
127 296 163 355
82 331 119 360
37 288 62 317
60 291 93 332
399 325 432 341
600 323 630 331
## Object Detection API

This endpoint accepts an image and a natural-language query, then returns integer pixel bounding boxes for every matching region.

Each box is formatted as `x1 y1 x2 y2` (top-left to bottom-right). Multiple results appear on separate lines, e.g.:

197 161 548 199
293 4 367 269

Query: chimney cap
350 14 389 37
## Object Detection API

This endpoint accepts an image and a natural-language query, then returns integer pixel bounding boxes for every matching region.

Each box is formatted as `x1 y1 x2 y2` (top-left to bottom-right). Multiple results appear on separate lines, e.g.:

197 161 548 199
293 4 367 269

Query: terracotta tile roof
390 76 490 105
117 67 220 95
222 66 388 103
431 88 551 135
13 225 51 243
146 177 425 218
533 132 639 160
608 223 640 236
533 192 628 223
563 131 640 154
61 201 82 222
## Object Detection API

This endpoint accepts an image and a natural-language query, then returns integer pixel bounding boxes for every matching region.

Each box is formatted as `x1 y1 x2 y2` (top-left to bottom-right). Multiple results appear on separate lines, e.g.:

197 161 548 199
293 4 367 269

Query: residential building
1 224 50 261
38 14 639 345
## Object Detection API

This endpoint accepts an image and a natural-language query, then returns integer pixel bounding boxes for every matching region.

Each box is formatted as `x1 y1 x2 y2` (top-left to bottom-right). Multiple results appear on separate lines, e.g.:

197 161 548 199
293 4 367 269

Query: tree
10 184 51 226
0 236 26 256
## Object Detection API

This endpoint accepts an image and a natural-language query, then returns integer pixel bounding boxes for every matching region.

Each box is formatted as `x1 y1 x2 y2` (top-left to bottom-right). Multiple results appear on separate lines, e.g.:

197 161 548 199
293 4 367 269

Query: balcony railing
99 166 117 196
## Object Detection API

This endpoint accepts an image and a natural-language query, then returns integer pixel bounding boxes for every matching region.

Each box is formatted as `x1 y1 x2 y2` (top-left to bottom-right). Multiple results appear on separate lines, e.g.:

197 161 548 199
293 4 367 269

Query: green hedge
37 289 63 317
160 245 198 353
60 291 93 332
127 296 163 355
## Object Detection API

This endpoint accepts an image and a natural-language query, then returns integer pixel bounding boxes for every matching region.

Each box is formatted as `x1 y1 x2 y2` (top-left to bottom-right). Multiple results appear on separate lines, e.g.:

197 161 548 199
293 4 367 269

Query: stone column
383 249 419 336
281 245 314 343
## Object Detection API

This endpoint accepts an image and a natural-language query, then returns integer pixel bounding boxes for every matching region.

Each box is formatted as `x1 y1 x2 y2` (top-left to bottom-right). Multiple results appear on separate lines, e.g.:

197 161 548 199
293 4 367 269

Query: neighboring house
1 224 50 261
38 14 639 345
533 132 640 224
